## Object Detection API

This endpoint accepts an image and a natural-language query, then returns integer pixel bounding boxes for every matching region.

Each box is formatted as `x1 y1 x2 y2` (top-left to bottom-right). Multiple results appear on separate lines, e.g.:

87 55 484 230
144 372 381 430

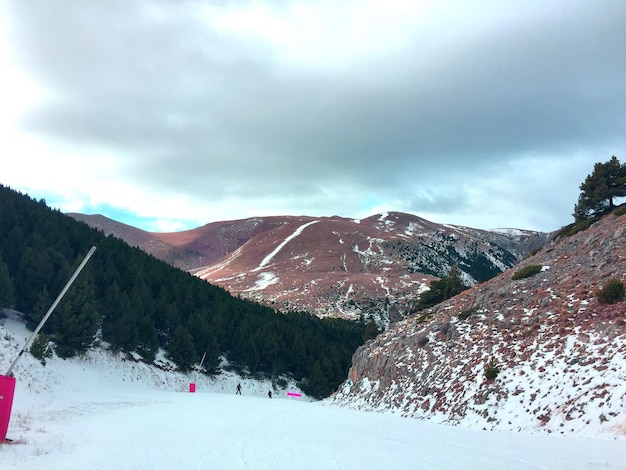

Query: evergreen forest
0 184 365 398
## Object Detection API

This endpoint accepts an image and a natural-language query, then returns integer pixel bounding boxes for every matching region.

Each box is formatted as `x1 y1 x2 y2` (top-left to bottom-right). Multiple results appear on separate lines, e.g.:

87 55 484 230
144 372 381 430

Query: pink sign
0 375 16 441
189 383 196 393
287 392 302 398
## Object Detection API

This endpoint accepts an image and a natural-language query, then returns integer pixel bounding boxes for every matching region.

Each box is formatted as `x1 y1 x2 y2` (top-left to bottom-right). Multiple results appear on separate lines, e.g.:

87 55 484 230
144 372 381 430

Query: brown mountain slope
69 212 549 325
192 214 436 323
191 212 549 324
68 213 286 270
329 211 626 437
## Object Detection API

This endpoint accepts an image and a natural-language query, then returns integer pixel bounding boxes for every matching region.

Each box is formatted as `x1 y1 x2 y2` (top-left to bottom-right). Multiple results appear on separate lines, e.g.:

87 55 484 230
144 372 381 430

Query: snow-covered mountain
329 211 626 438
70 212 549 326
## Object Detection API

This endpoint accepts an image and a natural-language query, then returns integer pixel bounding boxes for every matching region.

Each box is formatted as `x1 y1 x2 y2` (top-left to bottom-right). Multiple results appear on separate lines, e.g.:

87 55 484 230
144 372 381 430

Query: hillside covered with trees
0 184 365 398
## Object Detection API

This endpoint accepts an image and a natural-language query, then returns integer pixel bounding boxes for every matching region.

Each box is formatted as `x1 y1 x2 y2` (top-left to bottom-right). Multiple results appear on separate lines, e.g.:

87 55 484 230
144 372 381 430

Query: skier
268 390 272 399
236 383 242 395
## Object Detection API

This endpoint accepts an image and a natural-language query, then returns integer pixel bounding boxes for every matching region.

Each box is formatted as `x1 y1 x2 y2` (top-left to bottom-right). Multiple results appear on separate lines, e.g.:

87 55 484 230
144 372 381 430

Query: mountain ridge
69 212 551 325
0 183 364 398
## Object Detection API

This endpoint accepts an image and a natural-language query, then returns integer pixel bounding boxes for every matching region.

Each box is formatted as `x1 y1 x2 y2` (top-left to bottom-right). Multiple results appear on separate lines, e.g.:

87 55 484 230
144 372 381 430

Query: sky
1 1 625 233
2 312 626 469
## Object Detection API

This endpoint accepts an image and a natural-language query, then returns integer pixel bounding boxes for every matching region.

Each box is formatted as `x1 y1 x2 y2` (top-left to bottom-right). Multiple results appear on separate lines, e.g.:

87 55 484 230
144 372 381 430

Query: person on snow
268 390 272 399
236 383 242 395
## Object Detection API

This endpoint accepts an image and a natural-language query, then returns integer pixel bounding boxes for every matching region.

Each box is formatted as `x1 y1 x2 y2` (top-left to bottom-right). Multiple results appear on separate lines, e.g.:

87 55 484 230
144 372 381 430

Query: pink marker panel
0 375 16 441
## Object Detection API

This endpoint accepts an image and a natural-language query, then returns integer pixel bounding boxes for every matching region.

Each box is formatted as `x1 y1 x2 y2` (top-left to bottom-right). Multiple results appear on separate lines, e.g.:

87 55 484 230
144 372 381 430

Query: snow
192 245 245 278
404 221 423 237
256 220 319 269
331 292 626 440
2 313 626 469
245 271 279 292
490 228 527 236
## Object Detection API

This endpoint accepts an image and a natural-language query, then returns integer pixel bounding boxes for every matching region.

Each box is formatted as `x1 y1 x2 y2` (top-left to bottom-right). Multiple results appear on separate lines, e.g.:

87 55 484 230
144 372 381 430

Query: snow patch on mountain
256 220 319 269
404 221 423 237
246 272 279 292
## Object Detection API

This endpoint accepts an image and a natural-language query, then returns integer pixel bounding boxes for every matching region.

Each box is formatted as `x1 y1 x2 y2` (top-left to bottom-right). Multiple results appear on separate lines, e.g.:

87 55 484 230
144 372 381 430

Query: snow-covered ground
2 312 626 469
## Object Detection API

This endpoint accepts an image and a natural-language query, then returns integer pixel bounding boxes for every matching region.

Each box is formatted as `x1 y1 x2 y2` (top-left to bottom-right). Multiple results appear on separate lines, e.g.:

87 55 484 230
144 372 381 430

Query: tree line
0 184 365 398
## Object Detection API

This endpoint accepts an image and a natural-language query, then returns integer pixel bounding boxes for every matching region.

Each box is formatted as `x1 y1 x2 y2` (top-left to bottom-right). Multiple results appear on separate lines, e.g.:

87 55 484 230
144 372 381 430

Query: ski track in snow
255 220 319 270
2 313 626 468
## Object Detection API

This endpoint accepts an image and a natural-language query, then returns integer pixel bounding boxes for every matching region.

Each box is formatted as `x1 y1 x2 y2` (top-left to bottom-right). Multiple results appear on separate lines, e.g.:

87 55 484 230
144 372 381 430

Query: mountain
70 212 550 326
68 213 288 270
0 185 364 399
328 210 626 437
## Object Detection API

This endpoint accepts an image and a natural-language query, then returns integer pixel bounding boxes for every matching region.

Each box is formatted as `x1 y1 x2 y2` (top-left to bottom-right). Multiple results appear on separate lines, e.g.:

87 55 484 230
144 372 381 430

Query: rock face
328 212 626 437
70 212 549 325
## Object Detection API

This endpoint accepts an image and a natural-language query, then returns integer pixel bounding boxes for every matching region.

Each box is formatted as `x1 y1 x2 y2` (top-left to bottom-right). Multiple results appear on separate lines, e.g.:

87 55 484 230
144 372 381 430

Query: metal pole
5 246 97 376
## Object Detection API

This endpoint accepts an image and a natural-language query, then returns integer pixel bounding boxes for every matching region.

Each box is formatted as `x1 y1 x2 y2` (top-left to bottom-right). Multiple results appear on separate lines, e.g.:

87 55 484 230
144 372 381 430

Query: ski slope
2 313 626 469
6 391 626 470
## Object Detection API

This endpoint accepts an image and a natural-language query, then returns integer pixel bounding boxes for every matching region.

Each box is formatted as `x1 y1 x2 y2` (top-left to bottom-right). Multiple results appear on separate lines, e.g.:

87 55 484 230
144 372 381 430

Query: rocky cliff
328 211 626 437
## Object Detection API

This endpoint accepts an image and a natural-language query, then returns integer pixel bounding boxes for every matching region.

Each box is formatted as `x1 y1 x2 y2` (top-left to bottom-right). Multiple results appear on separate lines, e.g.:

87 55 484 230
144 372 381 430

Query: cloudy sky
1 1 624 233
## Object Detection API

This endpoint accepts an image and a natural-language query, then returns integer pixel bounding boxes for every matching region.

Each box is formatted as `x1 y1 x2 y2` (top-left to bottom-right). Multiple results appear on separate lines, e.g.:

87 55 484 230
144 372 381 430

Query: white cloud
1 0 624 233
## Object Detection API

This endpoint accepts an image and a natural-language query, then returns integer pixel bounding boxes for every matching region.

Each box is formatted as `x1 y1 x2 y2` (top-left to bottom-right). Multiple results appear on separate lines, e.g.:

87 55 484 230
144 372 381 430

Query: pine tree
362 320 379 341
15 247 55 313
52 270 101 358
415 265 468 311
0 251 15 308
186 311 219 373
136 313 159 362
574 156 626 221
288 335 307 379
168 325 197 371
101 283 138 351
29 285 52 331
302 358 330 399
200 331 220 373
30 332 53 365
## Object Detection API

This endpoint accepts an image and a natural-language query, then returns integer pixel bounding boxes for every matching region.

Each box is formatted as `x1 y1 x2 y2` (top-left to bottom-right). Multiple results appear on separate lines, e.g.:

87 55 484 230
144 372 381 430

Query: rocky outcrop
329 212 626 437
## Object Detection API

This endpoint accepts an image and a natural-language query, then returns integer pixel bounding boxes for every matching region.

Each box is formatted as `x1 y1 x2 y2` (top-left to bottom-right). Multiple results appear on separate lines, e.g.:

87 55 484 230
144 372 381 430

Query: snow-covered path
2 314 626 469
4 390 626 470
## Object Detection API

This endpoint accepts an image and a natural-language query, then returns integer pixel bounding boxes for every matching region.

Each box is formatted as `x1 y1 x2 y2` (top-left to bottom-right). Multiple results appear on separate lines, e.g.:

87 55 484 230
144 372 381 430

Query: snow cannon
1 246 97 442
0 375 16 442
